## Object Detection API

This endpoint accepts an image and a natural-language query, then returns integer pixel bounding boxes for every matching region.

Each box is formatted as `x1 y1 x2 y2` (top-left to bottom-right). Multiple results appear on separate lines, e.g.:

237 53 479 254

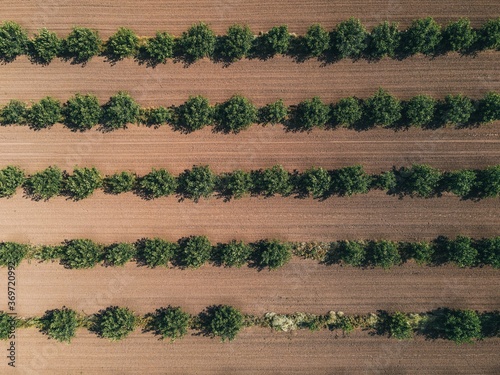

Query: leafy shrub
477 92 500 123
215 95 257 133
405 95 436 126
27 97 62 130
64 167 102 200
292 97 330 130
0 21 28 62
332 18 368 59
402 241 433 265
28 28 61 65
257 25 290 56
298 167 331 198
443 18 476 52
105 27 139 61
446 236 478 267
136 238 177 268
368 21 400 58
439 309 482 344
217 170 253 199
385 312 413 339
0 166 25 197
0 242 29 267
101 92 140 130
175 95 213 132
368 240 401 269
24 166 63 200
178 165 216 201
93 306 136 341
40 307 78 343
138 169 177 198
177 236 212 269
0 100 27 125
63 27 102 64
178 22 216 62
475 165 500 198
199 305 244 341
63 93 102 131
371 170 397 191
478 237 500 268
213 240 252 268
439 94 474 125
61 239 103 269
251 165 293 197
396 164 442 198
254 240 292 270
403 17 442 55
146 306 190 341
104 243 136 266
331 97 362 126
364 88 402 126
479 18 500 50
103 171 136 194
331 165 371 196
303 24 330 56
218 24 254 61
258 99 288 125
36 245 64 261
442 170 476 197
140 31 174 65
141 107 171 127
331 240 366 266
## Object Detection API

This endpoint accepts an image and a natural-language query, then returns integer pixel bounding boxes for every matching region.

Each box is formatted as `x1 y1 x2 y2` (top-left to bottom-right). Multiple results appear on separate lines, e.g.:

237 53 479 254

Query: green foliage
386 312 413 339
37 245 64 261
105 28 139 61
103 171 136 194
476 165 500 198
251 165 293 197
478 237 500 268
0 312 14 340
146 306 190 341
218 24 254 61
331 97 362 126
446 236 478 267
332 18 368 59
331 165 371 196
63 93 102 131
28 28 61 65
404 17 442 55
480 311 500 338
0 242 29 267
303 24 330 56
0 166 25 198
365 88 402 126
0 100 27 125
27 97 62 130
0 21 28 62
178 22 216 62
299 167 331 198
332 240 366 267
443 18 476 52
104 243 136 266
64 167 102 200
396 164 442 198
217 170 253 199
61 239 103 269
40 307 78 343
200 305 244 341
177 236 212 269
405 95 436 126
63 27 102 64
141 106 171 127
213 240 252 268
176 95 213 132
93 306 136 341
371 170 397 191
141 31 174 65
24 166 63 200
402 241 433 265
293 96 330 130
369 240 401 269
178 165 216 201
368 21 400 58
440 309 482 344
258 99 288 125
254 240 292 270
215 95 257 133
136 238 177 268
440 94 474 125
478 92 500 123
479 18 500 50
258 25 290 56
101 92 140 130
443 170 476 197
138 169 177 198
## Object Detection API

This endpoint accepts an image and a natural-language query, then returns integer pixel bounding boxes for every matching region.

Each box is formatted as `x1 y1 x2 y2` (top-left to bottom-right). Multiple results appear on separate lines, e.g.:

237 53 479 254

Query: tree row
1 305 498 344
1 235 498 270
0 17 499 66
2 90 500 132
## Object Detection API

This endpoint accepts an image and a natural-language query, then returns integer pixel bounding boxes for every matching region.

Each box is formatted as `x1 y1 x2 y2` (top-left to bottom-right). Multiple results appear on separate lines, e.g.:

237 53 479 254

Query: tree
178 165 216 201
251 165 293 197
477 92 500 123
440 309 482 344
331 165 371 196
64 167 102 200
442 169 476 197
479 18 500 50
175 95 213 132
0 100 27 125
28 28 61 65
402 241 433 265
331 240 366 267
0 242 29 267
178 22 216 62
298 167 331 198
446 236 478 267
396 164 442 198
135 238 177 268
27 97 62 130
63 93 102 131
439 94 474 125
101 92 140 130
254 240 292 270
141 106 171 127
215 95 257 133
475 165 500 198
176 236 212 269
331 18 368 59
405 95 437 126
93 306 136 341
104 243 136 266
0 166 25 197
368 21 400 59
103 171 136 194
478 237 500 268
331 97 362 127
218 24 254 62
0 21 29 62
63 27 102 64
213 240 252 268
61 239 103 269
200 305 244 341
217 170 253 199
479 311 500 338
24 166 63 200
386 312 413 339
105 27 139 61
364 88 402 126
138 169 177 198
443 18 477 52
141 31 174 65
40 307 78 343
303 24 330 57
258 99 288 125
256 25 290 56
292 97 330 130
0 312 15 340
368 240 401 269
403 17 442 55
371 170 397 191
146 306 190 342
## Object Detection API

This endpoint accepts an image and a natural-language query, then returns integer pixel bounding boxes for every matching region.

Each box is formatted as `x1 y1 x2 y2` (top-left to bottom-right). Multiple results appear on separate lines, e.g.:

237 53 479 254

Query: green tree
175 95 213 132
371 170 397 191
478 92 500 123
178 22 216 62
63 27 102 64
331 97 362 127
135 238 177 268
0 100 27 125
40 307 78 343
331 240 366 267
146 306 190 342
479 18 500 50
213 240 252 268
478 237 500 268
405 95 437 127
63 93 102 131
103 171 136 194
64 167 102 200
443 169 476 197
443 18 477 52
396 164 442 198
254 240 292 270
446 236 478 267
138 169 177 198
141 31 174 65
0 312 15 340
257 25 290 56
293 97 330 130
200 305 244 341
61 239 103 269
303 24 330 57
0 21 29 62
257 99 288 125
403 17 442 55
298 167 331 198
178 165 216 202
331 165 371 196
217 169 253 199
176 235 212 269
402 241 433 265
386 312 413 339
251 165 293 197
332 18 368 59
368 21 400 58
476 165 500 198
0 242 29 267
368 240 401 269
28 28 61 65
104 243 136 266
0 166 25 197
364 88 402 126
218 24 254 61
101 92 140 130
105 27 139 61
93 306 136 341
141 107 171 127
27 97 62 130
24 166 63 200
440 94 474 125
440 309 482 344
215 95 257 133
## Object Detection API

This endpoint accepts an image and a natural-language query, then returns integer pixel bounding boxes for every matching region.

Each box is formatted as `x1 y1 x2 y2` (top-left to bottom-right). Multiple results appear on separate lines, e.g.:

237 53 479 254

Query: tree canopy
24 166 63 200
28 28 61 65
217 24 254 61
332 18 368 59
40 307 78 343
176 235 212 268
63 93 102 131
215 95 257 133
64 167 102 200
101 92 140 130
178 165 216 201
178 22 216 62
61 239 103 269
200 305 244 341
0 21 29 62
105 27 139 61
93 306 136 341
63 27 102 64
138 169 177 198
27 97 62 129
146 306 190 341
